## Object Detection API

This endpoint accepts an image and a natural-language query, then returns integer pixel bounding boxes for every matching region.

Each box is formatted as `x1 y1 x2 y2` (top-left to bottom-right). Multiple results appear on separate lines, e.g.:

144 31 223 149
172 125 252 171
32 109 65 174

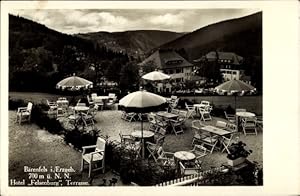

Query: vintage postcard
1 1 299 196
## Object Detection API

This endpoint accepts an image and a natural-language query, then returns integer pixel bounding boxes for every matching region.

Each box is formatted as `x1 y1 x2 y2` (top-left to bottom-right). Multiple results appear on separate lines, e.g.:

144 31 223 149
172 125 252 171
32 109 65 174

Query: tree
119 62 139 93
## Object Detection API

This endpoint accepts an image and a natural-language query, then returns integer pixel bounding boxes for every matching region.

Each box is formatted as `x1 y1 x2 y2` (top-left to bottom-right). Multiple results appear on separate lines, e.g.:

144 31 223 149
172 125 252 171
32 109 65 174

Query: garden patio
9 97 263 186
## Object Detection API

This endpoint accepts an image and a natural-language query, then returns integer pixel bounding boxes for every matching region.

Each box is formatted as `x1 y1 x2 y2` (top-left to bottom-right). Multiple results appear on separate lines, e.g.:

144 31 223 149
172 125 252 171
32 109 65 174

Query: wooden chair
147 113 159 132
225 122 237 132
170 118 184 135
179 161 201 177
198 130 219 154
146 142 163 163
224 111 236 123
169 98 179 110
122 112 136 122
16 102 33 124
191 120 204 144
157 147 175 166
189 144 208 159
242 117 257 136
154 115 168 130
199 106 212 121
46 100 58 113
81 137 106 178
185 102 196 119
256 116 263 130
119 131 134 147
200 100 210 107
221 131 240 153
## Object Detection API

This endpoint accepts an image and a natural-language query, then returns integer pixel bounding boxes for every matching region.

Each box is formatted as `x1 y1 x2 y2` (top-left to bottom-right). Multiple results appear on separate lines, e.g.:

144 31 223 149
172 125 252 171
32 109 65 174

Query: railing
155 166 227 186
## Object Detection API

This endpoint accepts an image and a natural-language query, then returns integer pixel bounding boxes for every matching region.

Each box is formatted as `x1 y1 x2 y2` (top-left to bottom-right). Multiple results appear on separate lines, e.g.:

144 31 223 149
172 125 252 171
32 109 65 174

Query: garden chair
185 102 196 119
179 161 202 177
146 142 162 163
170 108 180 115
81 137 106 178
147 113 159 132
242 117 257 136
225 122 237 132
157 147 175 166
154 115 169 130
87 95 94 105
199 106 212 121
191 120 205 145
224 111 236 123
16 102 33 124
46 100 58 114
82 112 95 131
106 93 117 109
169 98 179 110
191 124 218 154
170 95 178 100
66 109 80 130
189 144 208 159
200 100 210 107
119 131 134 147
221 131 240 153
169 118 184 135
153 127 167 140
256 116 263 130
122 112 136 122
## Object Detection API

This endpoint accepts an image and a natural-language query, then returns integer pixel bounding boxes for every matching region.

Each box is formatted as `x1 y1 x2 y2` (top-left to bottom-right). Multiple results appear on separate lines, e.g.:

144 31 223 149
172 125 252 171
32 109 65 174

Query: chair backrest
157 147 164 158
171 95 177 100
157 127 167 136
236 108 246 113
193 144 208 155
200 100 210 106
171 108 180 114
216 120 227 128
226 123 237 132
156 136 165 146
224 111 230 118
27 102 33 112
96 137 106 151
178 110 188 118
243 117 257 126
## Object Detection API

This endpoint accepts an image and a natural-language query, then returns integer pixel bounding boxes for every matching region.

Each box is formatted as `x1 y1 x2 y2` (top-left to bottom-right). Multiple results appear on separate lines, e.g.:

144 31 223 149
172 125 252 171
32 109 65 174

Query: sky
10 9 261 34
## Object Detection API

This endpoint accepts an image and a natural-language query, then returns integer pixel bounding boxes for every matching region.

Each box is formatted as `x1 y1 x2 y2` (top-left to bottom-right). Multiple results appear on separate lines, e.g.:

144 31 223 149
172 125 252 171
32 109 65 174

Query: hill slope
158 12 262 61
76 30 185 59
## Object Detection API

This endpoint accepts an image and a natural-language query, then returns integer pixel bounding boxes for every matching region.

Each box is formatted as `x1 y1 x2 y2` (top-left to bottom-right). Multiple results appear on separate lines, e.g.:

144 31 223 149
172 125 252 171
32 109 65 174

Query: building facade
139 49 194 93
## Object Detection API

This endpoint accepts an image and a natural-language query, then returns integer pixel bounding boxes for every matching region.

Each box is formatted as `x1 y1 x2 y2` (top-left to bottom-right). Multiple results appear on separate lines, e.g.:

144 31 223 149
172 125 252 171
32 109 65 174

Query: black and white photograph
0 0 299 195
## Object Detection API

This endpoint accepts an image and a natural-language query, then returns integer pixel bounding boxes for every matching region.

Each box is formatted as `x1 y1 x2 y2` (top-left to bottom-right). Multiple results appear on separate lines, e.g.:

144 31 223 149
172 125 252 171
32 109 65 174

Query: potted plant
227 141 252 167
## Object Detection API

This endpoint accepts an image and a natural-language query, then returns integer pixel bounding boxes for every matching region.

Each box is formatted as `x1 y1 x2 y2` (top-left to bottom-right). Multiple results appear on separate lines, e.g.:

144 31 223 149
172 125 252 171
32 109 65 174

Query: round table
174 151 196 161
131 130 154 139
236 112 256 118
74 106 89 112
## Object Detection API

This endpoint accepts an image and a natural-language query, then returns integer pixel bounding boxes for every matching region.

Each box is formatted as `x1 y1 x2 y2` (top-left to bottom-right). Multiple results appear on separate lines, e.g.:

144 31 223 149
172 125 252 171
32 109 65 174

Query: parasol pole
141 112 144 159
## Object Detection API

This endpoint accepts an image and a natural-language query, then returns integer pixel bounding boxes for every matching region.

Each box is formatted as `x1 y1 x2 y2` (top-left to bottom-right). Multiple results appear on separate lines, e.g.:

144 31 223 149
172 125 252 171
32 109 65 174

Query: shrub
210 104 225 117
104 141 176 186
227 141 252 160
9 98 27 110
64 128 99 150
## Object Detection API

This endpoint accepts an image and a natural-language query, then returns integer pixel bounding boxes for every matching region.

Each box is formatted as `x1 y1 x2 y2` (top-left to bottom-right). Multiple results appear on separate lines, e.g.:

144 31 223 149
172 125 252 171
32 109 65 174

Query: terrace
9 92 262 186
